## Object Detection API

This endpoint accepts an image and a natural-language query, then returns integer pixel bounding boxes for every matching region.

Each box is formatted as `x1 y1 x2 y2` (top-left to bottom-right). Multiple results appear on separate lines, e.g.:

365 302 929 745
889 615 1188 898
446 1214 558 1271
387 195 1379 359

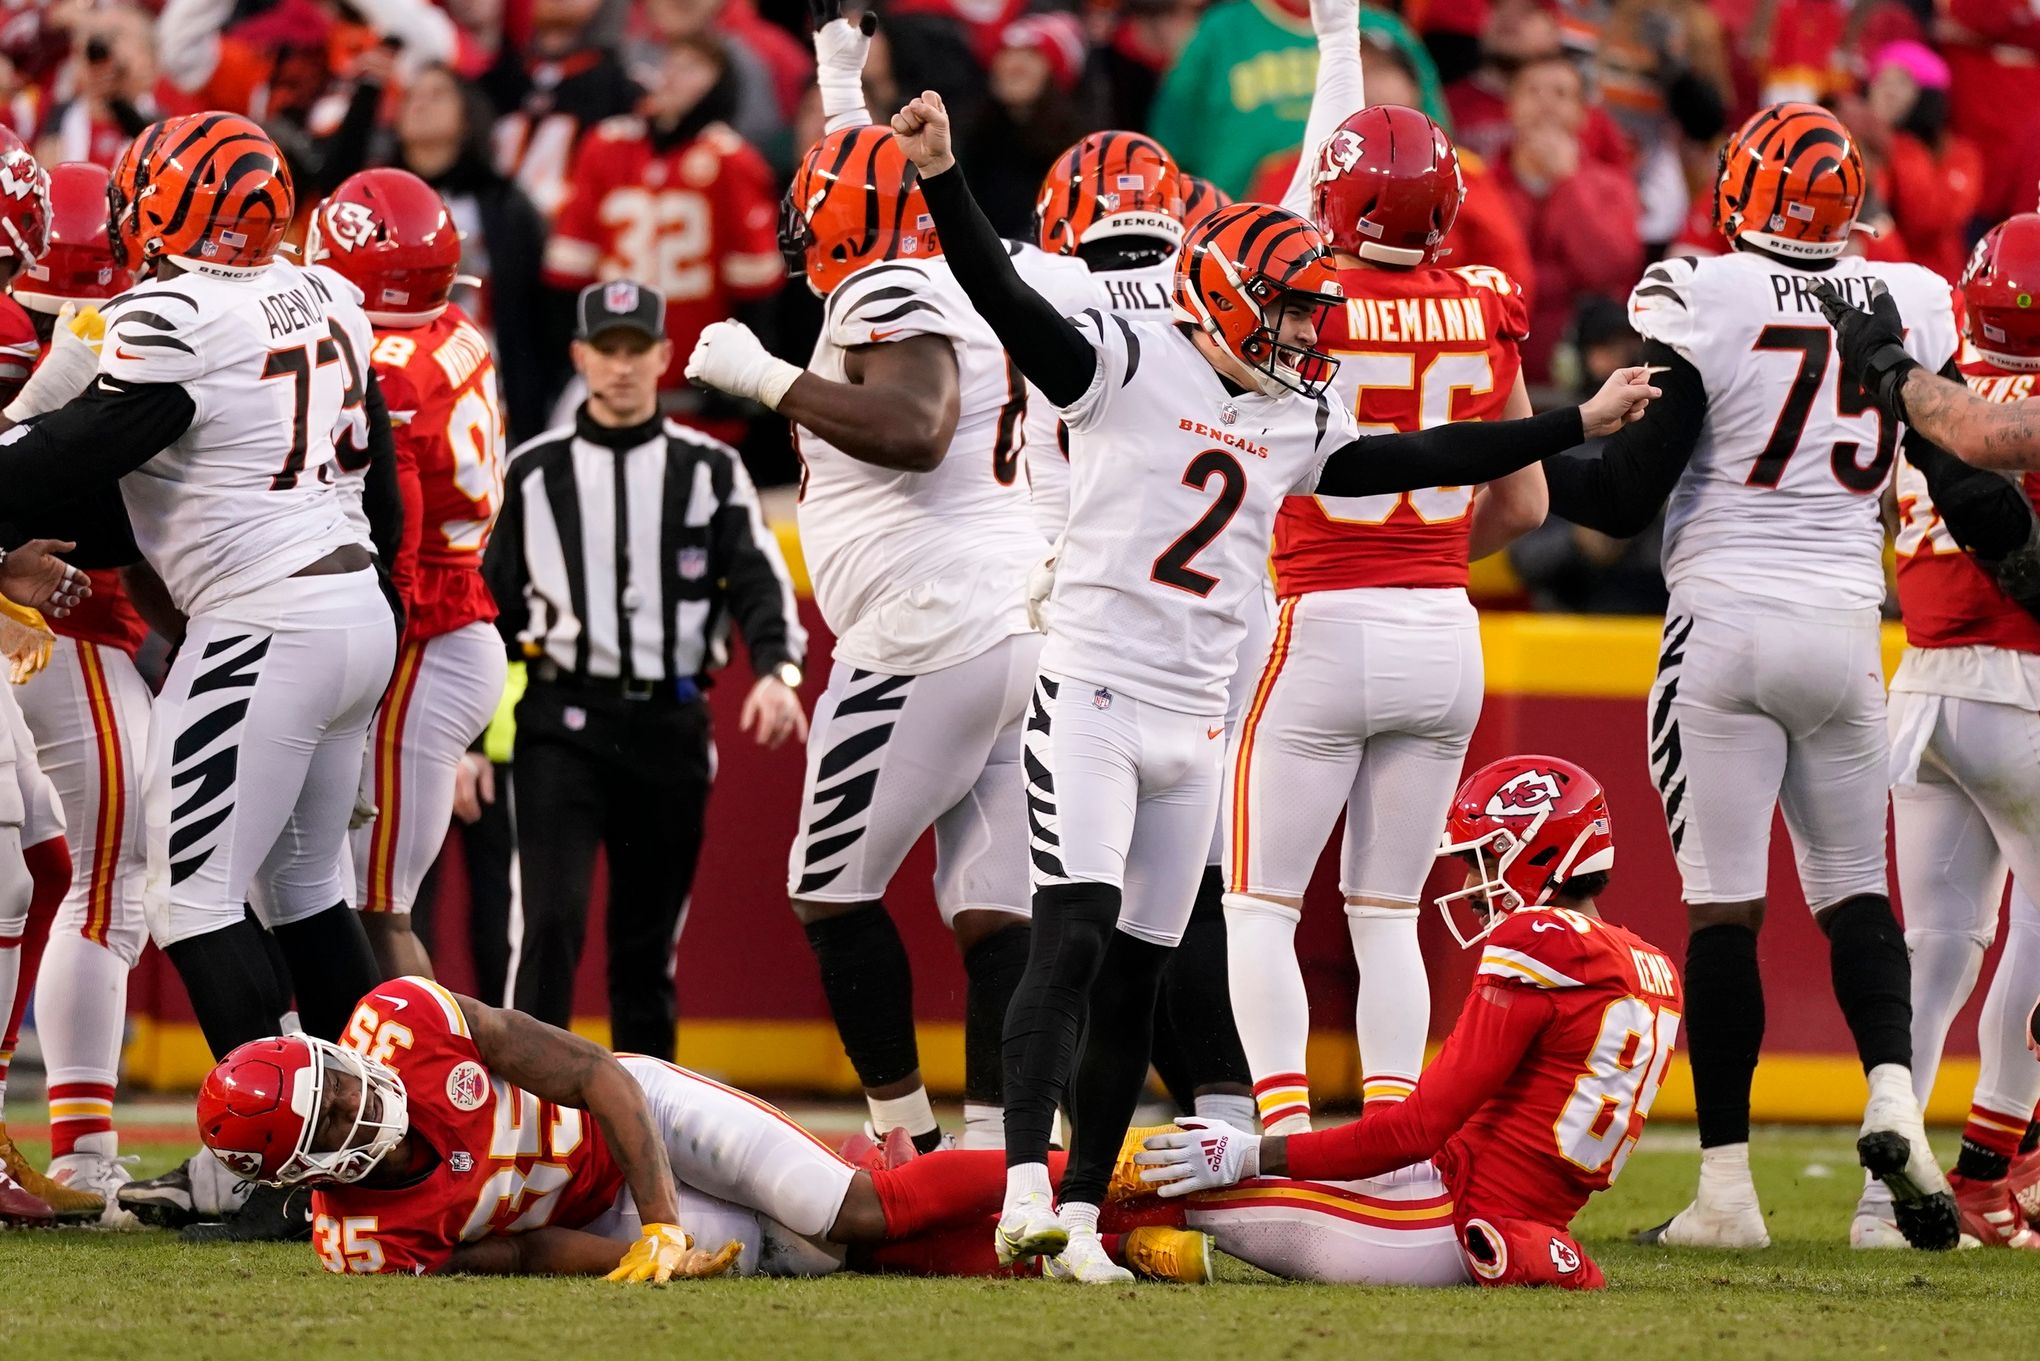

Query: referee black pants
510 681 711 1060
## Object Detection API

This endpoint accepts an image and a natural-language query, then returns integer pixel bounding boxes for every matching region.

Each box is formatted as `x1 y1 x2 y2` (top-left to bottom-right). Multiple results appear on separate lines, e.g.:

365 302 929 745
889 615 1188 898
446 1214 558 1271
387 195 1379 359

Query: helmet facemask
1434 821 1540 949
266 1037 410 1186
1211 255 1342 399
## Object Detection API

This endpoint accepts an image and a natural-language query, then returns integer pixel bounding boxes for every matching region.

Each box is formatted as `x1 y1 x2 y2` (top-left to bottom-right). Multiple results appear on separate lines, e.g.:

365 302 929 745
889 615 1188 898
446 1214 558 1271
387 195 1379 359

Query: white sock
1347 904 1427 1106
868 1088 938 1141
1697 1142 1758 1206
1194 1092 1256 1130
1866 1062 1918 1113
1976 900 2040 1121
961 1102 1004 1151
1224 894 1310 1128
1060 1200 1100 1235
1005 1161 1052 1205
1903 926 1986 1105
34 932 129 1095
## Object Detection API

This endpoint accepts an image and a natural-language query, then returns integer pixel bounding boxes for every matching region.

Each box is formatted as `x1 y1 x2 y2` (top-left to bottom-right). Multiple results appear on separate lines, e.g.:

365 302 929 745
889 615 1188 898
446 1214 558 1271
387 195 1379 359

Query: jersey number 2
1153 449 1245 597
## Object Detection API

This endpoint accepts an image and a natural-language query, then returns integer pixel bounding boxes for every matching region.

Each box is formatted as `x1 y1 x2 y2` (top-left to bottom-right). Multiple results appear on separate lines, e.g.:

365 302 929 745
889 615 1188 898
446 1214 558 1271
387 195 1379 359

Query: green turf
5 1126 2036 1361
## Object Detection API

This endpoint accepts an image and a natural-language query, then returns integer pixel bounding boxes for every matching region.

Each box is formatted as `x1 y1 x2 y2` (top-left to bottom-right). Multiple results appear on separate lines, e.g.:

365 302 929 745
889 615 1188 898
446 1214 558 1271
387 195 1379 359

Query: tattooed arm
460 995 684 1229
1899 368 2040 471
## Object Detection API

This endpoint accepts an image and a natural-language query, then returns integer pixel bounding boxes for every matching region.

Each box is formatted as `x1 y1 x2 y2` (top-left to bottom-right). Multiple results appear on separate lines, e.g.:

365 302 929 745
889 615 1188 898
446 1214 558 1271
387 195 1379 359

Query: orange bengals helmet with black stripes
780 125 938 297
107 112 294 274
1173 202 1343 399
1035 131 1185 255
1713 102 1864 262
1178 175 1231 233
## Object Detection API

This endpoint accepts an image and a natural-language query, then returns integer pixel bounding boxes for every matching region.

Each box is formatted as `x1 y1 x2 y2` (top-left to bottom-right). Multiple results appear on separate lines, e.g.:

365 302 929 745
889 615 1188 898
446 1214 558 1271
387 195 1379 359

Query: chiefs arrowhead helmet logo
1484 769 1565 818
1314 129 1365 187
322 199 381 253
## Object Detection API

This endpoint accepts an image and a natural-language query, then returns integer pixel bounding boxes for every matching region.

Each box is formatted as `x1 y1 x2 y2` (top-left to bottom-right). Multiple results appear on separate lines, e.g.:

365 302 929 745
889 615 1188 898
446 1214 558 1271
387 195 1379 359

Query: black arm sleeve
916 165 1098 407
0 378 195 509
1315 406 1587 498
357 371 404 567
1541 341 1708 538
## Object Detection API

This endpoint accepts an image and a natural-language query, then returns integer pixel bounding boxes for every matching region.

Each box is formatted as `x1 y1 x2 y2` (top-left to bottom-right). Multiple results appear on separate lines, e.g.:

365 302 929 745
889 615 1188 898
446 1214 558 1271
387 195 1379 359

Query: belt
531 663 700 705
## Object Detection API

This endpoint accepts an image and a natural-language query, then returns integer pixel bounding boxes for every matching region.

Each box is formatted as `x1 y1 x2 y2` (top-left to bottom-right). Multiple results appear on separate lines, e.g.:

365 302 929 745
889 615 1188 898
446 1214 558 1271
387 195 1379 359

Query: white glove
1026 536 1062 632
5 303 103 424
1133 1118 1260 1197
1310 0 1360 45
813 0 876 128
686 321 803 411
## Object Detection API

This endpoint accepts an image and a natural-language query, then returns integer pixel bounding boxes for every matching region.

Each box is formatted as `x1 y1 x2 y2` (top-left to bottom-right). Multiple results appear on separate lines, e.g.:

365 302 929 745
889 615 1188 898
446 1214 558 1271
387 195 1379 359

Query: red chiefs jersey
369 304 504 641
1273 264 1531 595
311 977 625 1275
1286 907 1682 1229
541 116 782 389
1894 357 2040 654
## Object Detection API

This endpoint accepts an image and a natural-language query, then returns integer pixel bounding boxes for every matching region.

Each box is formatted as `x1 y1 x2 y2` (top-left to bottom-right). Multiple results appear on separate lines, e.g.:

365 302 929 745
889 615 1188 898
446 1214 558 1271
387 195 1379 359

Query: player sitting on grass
1132 756 1683 1289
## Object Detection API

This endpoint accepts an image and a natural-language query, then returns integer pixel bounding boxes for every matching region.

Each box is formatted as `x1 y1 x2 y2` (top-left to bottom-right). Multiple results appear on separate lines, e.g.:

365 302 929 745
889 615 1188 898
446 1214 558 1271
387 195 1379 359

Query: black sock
1162 866 1251 1089
1957 1139 2012 1182
165 918 294 1058
803 903 920 1090
1823 895 1912 1073
1148 1000 1196 1114
962 922 1030 1107
1060 930 1172 1206
1002 881 1119 1168
271 902 382 1042
2024 1121 2040 1157
1685 923 1765 1148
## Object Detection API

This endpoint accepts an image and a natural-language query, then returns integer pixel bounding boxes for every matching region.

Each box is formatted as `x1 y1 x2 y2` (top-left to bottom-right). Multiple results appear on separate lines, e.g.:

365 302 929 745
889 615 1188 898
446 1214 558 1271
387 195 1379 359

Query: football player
681 8 1041 1156
1135 756 1681 1292
6 161 152 1217
1536 102 1961 1251
887 89 1654 1280
0 113 400 1242
305 169 510 982
1867 214 2040 1247
1224 0 1546 1136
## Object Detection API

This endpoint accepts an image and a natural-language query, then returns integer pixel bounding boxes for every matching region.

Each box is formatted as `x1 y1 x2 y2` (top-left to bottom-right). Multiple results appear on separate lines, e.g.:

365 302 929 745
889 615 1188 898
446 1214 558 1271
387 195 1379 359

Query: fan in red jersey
541 29 782 424
306 168 510 981
1223 0 1548 1140
1138 755 1682 1291
1874 212 2040 1249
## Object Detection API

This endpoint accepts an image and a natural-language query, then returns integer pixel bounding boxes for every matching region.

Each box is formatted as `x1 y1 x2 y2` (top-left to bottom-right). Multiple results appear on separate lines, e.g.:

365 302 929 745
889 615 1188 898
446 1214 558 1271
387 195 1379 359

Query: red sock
1 837 67 1056
1964 1102 2028 1163
854 1216 1027 1277
48 1081 115 1158
874 1150 1074 1236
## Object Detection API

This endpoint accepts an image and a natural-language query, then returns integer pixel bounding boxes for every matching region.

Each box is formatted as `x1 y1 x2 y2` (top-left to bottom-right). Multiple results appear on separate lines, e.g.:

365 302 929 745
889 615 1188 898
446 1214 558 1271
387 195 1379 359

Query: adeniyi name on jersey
1631 252 1958 609
99 260 376 616
792 257 1042 673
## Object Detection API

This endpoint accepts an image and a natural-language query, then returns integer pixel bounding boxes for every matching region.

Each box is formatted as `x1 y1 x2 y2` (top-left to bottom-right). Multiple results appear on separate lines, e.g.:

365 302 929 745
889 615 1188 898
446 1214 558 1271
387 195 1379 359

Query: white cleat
48 1138 140 1230
1851 1207 1910 1249
1858 1066 1959 1251
1634 1196 1771 1248
1044 1228 1135 1284
994 1191 1068 1267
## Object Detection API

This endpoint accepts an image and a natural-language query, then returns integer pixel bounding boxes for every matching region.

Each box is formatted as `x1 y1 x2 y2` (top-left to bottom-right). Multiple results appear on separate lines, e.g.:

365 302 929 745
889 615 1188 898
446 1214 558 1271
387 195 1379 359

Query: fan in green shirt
1148 0 1446 197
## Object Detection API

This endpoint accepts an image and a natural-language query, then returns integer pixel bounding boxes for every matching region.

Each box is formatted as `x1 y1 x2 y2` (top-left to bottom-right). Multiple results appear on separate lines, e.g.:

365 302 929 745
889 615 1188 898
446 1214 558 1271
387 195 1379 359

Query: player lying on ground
1134 756 1684 1290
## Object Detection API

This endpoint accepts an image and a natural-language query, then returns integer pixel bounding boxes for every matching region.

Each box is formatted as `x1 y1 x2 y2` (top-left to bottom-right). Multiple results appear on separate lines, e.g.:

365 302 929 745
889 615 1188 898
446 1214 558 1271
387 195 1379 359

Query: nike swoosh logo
114 346 146 362
1206 726 1224 740
1530 920 1564 932
868 328 903 342
375 994 410 1011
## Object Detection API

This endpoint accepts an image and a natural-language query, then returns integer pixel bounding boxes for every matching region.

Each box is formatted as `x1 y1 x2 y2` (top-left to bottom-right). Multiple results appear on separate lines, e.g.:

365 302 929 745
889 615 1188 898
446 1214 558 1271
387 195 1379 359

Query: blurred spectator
392 63 559 446
33 3 156 167
1847 41 1980 283
630 0 799 167
1092 0 1205 131
1509 297 1668 612
1149 0 1446 196
1592 0 1731 249
541 30 782 434
483 0 644 220
1442 0 1629 170
1491 53 1642 383
1937 0 2040 224
962 13 1100 237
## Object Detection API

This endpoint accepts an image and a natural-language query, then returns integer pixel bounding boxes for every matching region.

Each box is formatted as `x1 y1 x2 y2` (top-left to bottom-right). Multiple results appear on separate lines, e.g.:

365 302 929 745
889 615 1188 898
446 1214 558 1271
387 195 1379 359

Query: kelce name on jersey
1176 417 1270 459
260 282 332 340
1101 277 1172 313
1341 295 1490 345
1766 272 1885 317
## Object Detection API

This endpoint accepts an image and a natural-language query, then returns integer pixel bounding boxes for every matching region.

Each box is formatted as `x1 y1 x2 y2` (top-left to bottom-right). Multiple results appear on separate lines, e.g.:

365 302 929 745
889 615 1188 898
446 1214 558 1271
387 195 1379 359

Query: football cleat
1634 1197 1771 1249
0 1131 102 1221
1044 1228 1136 1284
117 1150 253 1228
1123 1226 1214 1284
1857 1075 1959 1250
0 1164 53 1226
1951 1172 2040 1249
2006 1148 2040 1221
1109 1124 1180 1202
47 1135 139 1229
994 1191 1068 1266
179 1182 313 1244
878 1125 920 1170
1849 1189 1909 1250
836 1130 885 1173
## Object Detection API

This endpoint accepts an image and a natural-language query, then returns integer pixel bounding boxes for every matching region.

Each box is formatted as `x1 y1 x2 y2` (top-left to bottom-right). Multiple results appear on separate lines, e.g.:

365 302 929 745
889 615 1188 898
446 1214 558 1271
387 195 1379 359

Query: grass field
5 1122 2034 1361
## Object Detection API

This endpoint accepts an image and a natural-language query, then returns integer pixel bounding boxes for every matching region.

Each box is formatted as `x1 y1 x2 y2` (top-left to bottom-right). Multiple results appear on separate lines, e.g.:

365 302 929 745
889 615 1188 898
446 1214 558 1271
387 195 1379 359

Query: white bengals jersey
99 260 377 617
1014 242 1178 541
1047 313 1360 714
1631 251 1959 610
795 256 1042 675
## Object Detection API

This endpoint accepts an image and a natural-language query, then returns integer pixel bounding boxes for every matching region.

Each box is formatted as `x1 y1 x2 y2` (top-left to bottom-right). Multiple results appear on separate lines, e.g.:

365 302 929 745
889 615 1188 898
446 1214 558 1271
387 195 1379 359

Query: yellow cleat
1123 1226 1215 1284
0 1129 104 1220
1109 1124 1181 1202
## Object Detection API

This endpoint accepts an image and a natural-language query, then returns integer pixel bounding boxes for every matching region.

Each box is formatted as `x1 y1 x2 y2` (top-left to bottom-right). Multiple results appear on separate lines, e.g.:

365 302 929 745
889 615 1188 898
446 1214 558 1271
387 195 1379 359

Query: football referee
484 279 808 1059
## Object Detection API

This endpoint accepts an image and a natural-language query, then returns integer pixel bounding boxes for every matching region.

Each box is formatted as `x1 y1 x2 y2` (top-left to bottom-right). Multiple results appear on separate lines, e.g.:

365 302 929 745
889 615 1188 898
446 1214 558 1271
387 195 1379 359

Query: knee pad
1343 900 1420 922
1904 924 1996 956
1224 892 1300 927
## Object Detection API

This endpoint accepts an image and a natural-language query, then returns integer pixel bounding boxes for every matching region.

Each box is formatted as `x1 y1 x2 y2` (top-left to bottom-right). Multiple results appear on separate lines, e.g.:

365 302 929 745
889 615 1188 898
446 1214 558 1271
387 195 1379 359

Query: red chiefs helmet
1435 755 1615 948
196 1035 410 1187
0 125 50 276
1311 105 1464 267
308 168 465 327
13 162 131 314
1960 214 2040 372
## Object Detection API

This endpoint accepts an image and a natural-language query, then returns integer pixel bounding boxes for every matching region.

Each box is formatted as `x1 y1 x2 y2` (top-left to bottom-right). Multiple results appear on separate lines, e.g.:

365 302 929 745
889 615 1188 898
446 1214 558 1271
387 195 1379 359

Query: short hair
1553 870 1608 902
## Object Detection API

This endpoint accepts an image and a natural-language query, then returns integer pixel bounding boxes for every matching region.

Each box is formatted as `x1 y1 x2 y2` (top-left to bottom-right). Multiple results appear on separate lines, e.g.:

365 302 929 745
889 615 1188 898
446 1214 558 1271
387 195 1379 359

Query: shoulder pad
1627 255 1700 356
1476 909 1620 989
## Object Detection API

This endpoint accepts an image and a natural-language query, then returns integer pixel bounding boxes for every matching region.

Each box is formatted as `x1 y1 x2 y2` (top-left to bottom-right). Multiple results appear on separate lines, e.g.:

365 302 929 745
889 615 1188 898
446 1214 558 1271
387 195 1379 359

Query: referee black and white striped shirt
484 407 805 691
